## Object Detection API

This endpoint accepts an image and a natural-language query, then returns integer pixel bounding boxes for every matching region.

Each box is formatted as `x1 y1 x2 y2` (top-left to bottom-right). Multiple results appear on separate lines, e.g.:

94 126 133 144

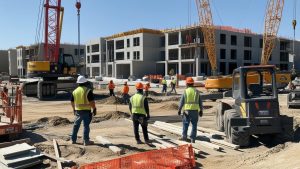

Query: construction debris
0 143 42 169
95 136 124 155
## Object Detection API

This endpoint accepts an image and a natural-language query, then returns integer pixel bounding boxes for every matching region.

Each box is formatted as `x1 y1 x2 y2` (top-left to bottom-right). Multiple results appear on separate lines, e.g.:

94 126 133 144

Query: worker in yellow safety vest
177 77 203 143
161 77 167 94
71 75 97 146
169 77 177 94
129 82 151 144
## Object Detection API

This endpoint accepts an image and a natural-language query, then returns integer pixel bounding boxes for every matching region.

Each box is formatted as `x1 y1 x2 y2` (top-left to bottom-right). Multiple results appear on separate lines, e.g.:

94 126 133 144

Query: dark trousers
109 89 115 96
132 114 149 141
162 84 167 93
170 84 177 94
71 110 92 142
122 94 130 104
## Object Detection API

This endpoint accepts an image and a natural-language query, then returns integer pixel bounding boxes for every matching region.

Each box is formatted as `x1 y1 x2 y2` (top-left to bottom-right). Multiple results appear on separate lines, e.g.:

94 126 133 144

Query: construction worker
177 77 203 143
129 82 150 144
161 77 167 94
122 81 130 104
108 80 115 96
71 75 97 146
144 82 150 97
169 77 177 94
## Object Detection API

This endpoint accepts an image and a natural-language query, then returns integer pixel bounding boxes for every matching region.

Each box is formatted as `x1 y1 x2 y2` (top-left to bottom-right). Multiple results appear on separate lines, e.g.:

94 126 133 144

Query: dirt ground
16 86 300 168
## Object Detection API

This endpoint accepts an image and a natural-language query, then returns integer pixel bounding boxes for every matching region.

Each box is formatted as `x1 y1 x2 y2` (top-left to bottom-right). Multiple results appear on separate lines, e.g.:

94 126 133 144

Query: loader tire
274 115 294 144
216 103 225 132
226 109 250 147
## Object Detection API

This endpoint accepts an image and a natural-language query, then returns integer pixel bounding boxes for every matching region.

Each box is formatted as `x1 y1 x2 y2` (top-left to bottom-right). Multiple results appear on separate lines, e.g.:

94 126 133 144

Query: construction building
8 49 18 76
86 25 298 78
0 50 9 74
13 43 86 78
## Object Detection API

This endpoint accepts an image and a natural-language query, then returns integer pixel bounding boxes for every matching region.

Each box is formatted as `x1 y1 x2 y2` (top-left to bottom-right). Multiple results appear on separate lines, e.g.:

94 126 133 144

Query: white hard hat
77 75 88 84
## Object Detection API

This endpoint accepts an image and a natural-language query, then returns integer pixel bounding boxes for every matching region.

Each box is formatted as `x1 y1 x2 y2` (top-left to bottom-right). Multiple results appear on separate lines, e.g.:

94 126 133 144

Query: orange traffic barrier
79 144 195 169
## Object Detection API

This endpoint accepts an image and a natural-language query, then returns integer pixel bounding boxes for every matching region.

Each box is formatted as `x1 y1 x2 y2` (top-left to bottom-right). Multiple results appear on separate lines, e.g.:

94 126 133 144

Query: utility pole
292 0 297 76
76 0 81 73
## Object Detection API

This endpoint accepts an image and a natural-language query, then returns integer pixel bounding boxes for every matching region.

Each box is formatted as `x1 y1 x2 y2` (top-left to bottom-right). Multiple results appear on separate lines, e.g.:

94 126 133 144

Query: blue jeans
71 110 92 142
182 110 199 140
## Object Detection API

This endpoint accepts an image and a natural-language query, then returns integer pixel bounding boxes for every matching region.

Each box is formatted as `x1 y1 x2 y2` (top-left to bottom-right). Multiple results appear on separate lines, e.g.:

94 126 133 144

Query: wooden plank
95 136 124 155
0 138 31 149
210 138 239 150
42 153 73 163
53 139 63 169
197 126 226 137
151 124 222 151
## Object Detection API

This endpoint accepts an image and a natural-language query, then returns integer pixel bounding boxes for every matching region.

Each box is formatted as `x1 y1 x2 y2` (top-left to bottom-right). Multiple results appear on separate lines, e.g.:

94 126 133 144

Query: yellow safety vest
183 87 200 111
130 93 146 115
72 86 91 111
162 79 167 85
172 79 176 84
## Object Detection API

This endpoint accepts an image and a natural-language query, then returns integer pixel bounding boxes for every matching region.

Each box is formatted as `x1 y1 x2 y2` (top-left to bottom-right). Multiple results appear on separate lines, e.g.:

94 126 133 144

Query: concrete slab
0 143 35 159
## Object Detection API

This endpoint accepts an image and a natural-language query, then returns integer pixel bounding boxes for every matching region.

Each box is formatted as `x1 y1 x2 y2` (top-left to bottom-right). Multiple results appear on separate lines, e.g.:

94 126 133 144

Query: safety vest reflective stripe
130 93 146 115
183 87 200 111
73 86 91 111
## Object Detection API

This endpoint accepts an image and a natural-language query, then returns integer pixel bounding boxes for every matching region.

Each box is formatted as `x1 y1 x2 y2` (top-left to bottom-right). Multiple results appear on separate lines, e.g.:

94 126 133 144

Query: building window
87 56 90 63
87 46 90 53
91 44 99 53
127 52 130 59
280 52 288 61
116 40 124 49
220 49 226 59
259 39 263 48
168 33 179 45
220 34 226 45
280 41 289 50
91 55 99 63
244 50 252 60
116 52 125 60
231 35 237 45
244 36 252 47
160 37 165 47
280 64 288 70
231 49 237 60
229 62 237 73
169 49 179 60
133 37 140 46
244 63 251 66
219 62 226 75
133 51 140 60
74 49 85 56
160 51 165 61
127 39 130 47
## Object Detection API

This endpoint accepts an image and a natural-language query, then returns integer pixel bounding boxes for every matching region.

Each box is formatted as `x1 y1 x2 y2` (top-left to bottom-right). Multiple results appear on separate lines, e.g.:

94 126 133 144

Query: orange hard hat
135 82 144 89
186 77 194 84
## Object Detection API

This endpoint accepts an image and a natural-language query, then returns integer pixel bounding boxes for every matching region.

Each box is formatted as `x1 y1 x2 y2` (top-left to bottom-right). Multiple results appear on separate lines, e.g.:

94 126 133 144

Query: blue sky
0 0 298 49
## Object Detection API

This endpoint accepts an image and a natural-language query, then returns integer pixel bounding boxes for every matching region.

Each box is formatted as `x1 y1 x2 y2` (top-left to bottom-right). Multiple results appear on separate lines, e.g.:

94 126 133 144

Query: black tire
224 109 234 139
216 103 225 132
226 109 250 147
274 115 294 144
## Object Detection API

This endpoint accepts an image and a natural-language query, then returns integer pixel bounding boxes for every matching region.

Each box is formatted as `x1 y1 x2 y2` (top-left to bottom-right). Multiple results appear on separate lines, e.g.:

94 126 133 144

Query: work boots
84 140 94 146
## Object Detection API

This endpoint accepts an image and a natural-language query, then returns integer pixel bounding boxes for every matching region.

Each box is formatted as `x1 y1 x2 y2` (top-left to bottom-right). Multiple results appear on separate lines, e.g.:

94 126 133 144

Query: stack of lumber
0 143 43 169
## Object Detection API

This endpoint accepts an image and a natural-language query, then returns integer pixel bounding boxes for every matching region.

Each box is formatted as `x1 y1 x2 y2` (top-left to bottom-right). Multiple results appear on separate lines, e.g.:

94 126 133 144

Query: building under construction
86 25 299 78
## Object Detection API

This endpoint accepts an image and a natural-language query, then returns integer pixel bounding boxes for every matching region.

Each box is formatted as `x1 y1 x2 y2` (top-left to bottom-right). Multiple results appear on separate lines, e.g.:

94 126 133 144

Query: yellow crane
261 0 285 64
195 0 217 75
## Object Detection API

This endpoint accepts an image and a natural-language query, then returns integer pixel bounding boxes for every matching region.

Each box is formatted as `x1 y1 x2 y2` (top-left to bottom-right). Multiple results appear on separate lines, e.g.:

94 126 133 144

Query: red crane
44 0 62 63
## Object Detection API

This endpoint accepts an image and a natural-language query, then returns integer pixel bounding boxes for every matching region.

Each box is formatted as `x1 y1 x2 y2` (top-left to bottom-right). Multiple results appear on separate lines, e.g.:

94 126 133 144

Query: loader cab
58 54 77 76
232 65 278 100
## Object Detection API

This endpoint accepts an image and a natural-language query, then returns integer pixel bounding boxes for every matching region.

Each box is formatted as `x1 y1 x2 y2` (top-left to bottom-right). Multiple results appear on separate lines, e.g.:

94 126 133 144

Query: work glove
92 108 97 116
199 110 203 117
178 110 181 116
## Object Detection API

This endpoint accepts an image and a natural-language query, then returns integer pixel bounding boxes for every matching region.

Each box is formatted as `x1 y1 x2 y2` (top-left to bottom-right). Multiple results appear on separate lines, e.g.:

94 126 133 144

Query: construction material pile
0 143 42 168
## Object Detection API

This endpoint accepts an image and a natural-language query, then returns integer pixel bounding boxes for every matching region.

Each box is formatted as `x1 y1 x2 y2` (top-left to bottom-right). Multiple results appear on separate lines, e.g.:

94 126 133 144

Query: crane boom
44 0 62 63
261 0 284 65
195 0 217 75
